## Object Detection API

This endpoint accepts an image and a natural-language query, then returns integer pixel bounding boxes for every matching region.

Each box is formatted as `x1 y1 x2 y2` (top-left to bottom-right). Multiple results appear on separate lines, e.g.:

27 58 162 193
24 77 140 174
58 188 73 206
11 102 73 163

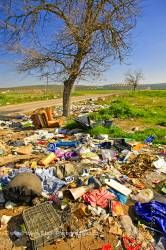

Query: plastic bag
134 201 166 234
108 188 128 204
153 158 166 174
155 237 166 250
100 243 112 250
144 135 155 143
120 215 138 236
123 236 142 250
131 189 154 203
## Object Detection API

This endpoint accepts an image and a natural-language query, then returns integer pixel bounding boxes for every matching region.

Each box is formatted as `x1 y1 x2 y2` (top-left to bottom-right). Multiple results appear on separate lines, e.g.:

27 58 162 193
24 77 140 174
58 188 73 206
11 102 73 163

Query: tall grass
65 90 166 144
89 125 166 144
0 92 56 105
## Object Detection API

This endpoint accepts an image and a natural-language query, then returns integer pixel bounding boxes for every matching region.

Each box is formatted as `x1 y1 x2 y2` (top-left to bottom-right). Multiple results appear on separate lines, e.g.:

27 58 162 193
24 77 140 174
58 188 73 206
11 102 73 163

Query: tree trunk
63 78 75 116
62 48 84 116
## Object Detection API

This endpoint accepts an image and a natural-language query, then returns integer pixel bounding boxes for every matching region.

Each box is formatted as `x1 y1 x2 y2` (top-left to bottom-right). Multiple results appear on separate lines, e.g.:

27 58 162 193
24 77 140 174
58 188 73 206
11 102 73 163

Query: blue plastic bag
134 201 166 234
144 135 155 143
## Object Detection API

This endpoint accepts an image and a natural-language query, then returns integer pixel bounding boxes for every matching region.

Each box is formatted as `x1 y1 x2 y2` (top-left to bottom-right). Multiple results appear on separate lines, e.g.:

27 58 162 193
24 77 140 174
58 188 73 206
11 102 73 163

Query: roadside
0 93 114 117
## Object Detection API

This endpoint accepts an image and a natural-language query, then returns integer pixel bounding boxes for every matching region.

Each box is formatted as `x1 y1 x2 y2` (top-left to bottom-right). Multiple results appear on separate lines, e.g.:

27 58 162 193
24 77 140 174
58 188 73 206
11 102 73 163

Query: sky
0 0 166 87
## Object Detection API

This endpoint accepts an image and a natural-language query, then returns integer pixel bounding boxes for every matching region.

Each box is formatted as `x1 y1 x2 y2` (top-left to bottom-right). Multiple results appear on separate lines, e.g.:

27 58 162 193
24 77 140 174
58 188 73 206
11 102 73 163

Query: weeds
91 95 166 127
64 120 81 130
90 125 126 138
0 92 56 105
89 125 166 144
65 90 166 144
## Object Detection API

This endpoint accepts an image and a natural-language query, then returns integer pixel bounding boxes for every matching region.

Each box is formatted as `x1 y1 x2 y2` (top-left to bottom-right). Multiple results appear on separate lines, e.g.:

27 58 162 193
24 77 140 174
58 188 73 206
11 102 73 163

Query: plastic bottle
41 152 57 166
48 141 79 152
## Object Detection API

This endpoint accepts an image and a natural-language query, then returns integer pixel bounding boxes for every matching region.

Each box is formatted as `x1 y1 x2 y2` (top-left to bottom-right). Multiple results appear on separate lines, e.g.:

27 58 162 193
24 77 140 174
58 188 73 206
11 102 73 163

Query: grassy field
90 90 166 126
0 86 165 144
0 89 57 106
66 90 166 144
71 89 122 96
0 86 117 106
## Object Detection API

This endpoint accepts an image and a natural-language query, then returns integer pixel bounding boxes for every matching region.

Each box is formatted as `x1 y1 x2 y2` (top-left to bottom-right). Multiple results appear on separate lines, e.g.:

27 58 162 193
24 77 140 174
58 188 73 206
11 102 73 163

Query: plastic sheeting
134 201 166 234
35 168 66 194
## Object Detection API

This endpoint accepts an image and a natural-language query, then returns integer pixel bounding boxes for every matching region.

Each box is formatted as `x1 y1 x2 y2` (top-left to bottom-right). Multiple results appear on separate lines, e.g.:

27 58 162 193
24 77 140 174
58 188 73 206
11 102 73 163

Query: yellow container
41 153 56 166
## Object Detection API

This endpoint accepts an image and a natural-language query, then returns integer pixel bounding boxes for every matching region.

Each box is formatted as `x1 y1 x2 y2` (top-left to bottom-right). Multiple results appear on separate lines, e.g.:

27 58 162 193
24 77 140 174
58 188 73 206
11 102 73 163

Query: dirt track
0 93 112 116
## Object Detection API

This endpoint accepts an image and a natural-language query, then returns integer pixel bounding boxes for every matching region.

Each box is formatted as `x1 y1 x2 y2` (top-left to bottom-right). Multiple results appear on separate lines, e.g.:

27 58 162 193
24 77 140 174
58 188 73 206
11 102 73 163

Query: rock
0 141 8 153
5 201 17 209
132 127 139 131
4 172 42 203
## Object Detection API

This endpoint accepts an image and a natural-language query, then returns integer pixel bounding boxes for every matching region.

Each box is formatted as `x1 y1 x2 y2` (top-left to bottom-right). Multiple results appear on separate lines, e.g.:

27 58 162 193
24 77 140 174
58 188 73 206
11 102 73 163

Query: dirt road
0 93 112 116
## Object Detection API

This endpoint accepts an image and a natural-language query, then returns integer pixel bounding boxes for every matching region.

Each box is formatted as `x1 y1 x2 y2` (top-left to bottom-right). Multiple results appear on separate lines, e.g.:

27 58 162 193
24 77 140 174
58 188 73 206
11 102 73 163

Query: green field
66 90 166 144
0 89 57 106
0 86 116 106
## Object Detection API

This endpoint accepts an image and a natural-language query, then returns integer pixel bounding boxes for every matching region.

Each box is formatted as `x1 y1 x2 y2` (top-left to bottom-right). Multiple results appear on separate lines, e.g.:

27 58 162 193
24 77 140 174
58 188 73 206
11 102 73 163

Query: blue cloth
35 168 66 194
108 188 128 204
134 201 166 234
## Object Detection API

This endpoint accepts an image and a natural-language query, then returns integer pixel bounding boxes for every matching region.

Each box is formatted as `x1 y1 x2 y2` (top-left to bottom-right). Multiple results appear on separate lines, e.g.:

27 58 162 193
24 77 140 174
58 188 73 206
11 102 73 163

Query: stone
5 201 17 209
4 172 42 203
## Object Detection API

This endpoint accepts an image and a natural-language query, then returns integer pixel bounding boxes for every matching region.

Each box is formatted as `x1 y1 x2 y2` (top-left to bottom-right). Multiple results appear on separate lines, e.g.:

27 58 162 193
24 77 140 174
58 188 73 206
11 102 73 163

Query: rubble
0 101 165 249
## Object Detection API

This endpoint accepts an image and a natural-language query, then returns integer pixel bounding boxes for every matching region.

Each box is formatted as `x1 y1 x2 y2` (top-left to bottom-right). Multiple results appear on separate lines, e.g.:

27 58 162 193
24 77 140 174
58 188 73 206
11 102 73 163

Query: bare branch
0 0 140 115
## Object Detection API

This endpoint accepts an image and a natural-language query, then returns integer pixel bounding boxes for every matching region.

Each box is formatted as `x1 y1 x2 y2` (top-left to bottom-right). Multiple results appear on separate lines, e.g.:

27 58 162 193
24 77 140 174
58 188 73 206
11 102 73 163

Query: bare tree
0 0 139 116
125 70 143 91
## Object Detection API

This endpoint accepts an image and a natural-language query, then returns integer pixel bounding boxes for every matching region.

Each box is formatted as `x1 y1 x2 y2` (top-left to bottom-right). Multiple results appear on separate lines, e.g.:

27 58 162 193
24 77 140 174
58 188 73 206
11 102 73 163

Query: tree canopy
0 0 139 115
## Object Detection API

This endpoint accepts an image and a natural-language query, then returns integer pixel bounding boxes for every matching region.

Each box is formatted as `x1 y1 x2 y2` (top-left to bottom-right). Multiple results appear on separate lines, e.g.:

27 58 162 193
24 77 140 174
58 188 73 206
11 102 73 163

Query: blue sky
0 0 166 87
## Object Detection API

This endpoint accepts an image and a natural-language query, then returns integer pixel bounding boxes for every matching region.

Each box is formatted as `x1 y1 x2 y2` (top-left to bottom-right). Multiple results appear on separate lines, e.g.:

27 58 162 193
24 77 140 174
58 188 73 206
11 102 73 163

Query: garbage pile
56 99 108 116
0 107 166 250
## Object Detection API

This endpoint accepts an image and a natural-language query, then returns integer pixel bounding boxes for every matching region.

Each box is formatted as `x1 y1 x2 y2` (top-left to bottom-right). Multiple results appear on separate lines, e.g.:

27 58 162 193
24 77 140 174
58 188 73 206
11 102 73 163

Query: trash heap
0 106 166 250
57 99 107 116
